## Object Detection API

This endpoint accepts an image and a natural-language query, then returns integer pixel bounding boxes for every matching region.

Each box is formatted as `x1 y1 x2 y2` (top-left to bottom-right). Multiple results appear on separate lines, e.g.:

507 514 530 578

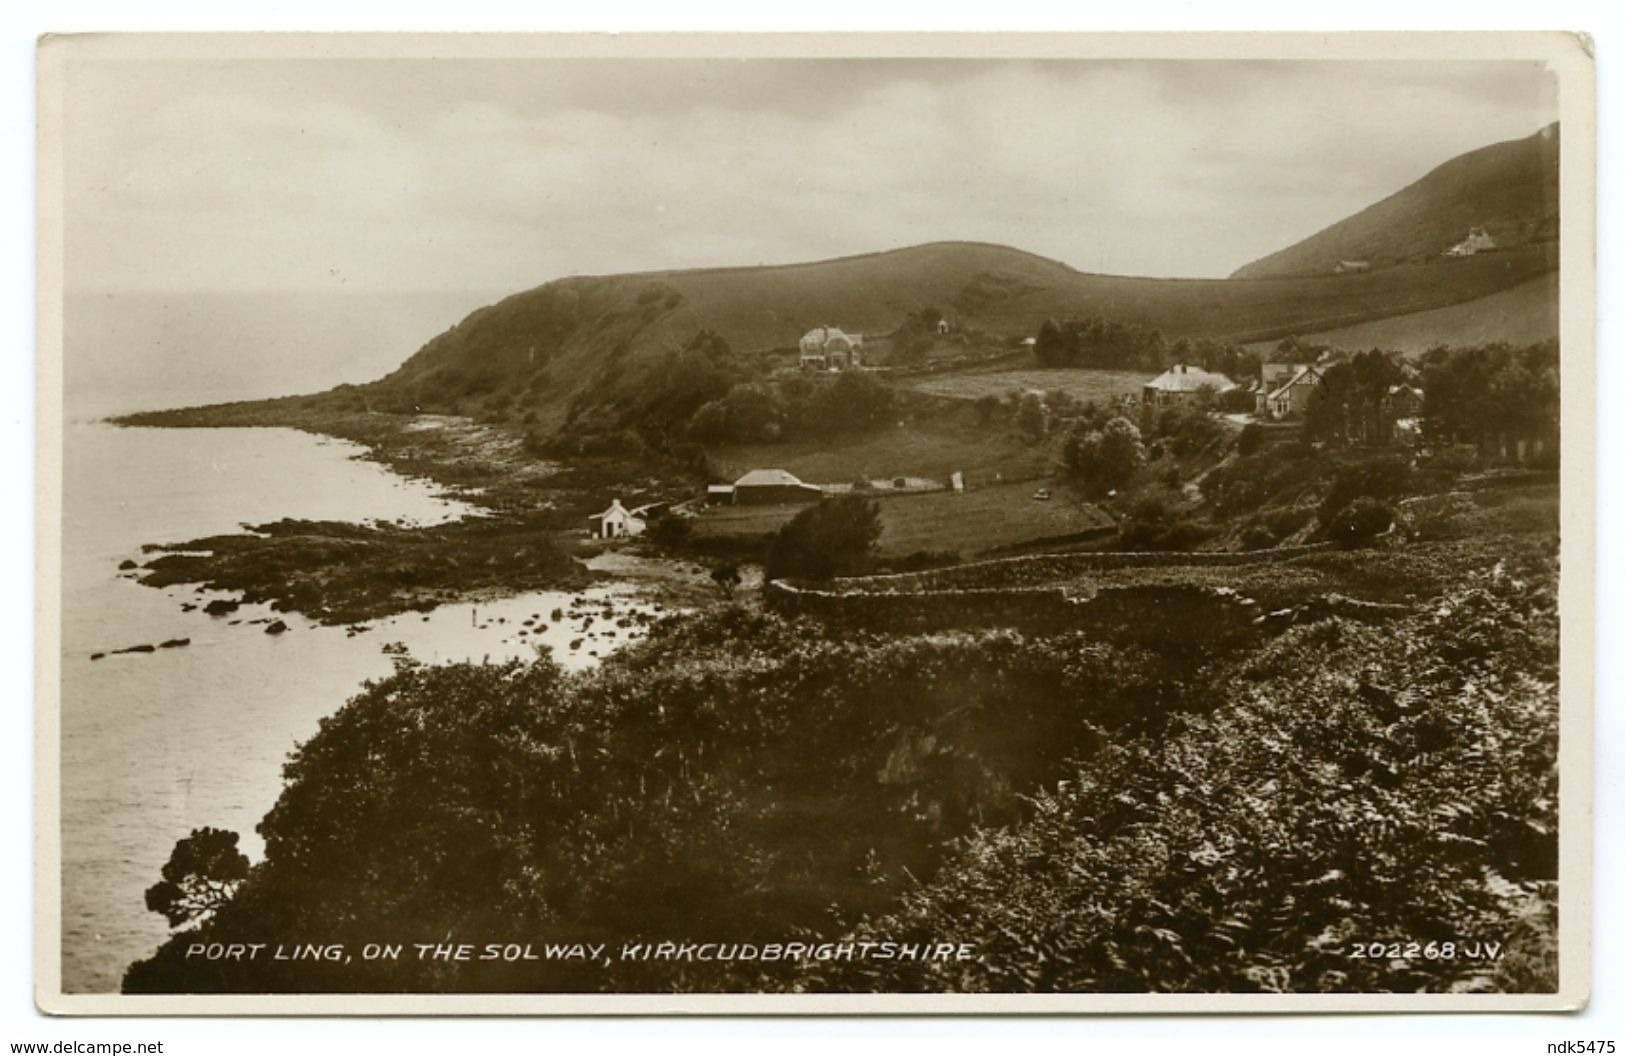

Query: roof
707 484 735 493
1266 366 1322 402
735 468 813 489
1145 364 1239 394
800 326 857 354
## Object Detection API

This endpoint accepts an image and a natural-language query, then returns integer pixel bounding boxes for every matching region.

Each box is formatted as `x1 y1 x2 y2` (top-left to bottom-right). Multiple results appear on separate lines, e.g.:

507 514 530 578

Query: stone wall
820 542 1333 595
763 578 1269 647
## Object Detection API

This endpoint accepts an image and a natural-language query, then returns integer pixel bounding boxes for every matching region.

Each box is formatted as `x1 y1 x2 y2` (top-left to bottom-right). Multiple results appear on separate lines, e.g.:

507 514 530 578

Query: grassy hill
1231 123 1560 279
366 238 1555 431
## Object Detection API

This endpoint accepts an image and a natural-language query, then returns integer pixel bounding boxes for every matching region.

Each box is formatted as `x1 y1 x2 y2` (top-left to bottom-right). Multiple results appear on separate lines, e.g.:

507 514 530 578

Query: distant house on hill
589 498 646 539
1445 227 1497 257
731 468 825 506
799 326 864 371
1333 259 1371 274
1143 364 1239 407
1257 364 1324 420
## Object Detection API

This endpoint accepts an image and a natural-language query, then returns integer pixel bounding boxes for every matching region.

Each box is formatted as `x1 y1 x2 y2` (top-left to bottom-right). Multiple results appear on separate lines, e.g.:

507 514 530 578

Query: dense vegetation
123 524 1558 995
125 609 1188 994
814 555 1558 994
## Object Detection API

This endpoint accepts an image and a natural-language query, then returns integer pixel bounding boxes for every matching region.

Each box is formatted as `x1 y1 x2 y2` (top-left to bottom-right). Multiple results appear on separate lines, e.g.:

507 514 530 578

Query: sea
56 291 661 993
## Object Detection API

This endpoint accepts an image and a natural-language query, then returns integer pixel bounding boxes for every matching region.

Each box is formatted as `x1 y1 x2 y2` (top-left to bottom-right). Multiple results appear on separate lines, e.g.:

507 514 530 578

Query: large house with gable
799 326 863 371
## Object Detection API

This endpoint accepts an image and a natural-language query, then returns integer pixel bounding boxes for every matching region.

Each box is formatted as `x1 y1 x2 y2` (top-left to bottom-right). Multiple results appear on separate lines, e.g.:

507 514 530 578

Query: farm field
710 418 1052 489
690 481 1115 558
904 367 1155 405
1243 271 1559 357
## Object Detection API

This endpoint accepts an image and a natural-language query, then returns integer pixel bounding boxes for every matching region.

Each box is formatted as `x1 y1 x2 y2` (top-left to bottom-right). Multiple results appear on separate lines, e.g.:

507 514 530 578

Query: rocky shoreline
111 396 701 626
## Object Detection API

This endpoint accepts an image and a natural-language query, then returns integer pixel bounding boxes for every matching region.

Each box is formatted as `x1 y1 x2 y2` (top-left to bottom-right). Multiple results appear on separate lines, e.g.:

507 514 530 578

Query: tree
974 395 1000 427
1066 416 1146 495
764 495 883 580
710 563 742 597
812 371 895 437
1034 318 1066 366
1016 392 1049 441
144 827 250 927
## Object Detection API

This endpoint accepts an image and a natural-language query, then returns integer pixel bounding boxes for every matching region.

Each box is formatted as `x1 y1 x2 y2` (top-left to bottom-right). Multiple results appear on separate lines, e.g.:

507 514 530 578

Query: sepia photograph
33 31 1595 1014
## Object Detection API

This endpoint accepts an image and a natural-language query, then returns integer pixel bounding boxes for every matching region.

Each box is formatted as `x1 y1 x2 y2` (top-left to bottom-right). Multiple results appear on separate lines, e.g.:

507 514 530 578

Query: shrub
1117 490 1215 551
1316 455 1415 529
648 516 693 548
1238 523 1277 551
1425 443 1481 475
1327 496 1395 547
1237 423 1265 457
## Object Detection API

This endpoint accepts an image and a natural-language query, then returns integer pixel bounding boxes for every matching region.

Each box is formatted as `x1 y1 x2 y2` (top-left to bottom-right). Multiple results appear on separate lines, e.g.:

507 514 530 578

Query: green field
1245 271 1559 357
710 416 1053 488
691 481 1114 558
904 367 1155 405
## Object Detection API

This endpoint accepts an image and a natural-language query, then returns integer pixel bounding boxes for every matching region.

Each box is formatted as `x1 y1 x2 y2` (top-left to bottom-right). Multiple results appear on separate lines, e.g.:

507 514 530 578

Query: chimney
1180 364 1188 374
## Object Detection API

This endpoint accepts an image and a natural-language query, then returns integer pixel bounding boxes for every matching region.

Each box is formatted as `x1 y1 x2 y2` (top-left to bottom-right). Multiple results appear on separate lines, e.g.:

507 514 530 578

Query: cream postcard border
33 29 1598 1016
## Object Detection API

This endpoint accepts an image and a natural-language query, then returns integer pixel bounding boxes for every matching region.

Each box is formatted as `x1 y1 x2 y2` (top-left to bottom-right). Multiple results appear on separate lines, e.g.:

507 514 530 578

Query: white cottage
589 498 646 539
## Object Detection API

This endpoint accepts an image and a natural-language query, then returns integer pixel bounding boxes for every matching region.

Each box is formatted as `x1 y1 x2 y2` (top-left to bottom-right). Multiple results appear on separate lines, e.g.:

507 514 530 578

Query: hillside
1244 271 1560 357
1231 123 1560 279
366 238 1555 432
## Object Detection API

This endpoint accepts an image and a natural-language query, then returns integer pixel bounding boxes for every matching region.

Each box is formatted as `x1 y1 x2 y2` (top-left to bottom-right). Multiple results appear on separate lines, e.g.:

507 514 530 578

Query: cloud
62 57 1559 295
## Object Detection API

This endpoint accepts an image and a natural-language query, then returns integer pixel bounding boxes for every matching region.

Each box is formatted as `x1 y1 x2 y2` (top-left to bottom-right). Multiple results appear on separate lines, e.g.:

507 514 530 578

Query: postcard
34 30 1596 1014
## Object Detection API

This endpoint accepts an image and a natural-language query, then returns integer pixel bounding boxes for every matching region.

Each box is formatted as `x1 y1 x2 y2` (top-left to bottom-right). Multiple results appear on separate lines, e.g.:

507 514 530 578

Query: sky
60 56 1560 297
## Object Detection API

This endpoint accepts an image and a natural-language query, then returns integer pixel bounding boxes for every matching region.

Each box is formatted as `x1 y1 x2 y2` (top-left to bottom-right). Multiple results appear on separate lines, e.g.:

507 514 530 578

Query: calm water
60 422 660 992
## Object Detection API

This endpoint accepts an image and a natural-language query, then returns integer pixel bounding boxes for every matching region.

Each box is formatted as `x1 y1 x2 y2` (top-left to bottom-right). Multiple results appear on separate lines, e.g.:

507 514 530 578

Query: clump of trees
1033 316 1262 382
1418 342 1559 462
1035 316 1166 370
1063 416 1146 496
890 306 947 364
687 369 896 447
764 495 883 581
1304 350 1410 446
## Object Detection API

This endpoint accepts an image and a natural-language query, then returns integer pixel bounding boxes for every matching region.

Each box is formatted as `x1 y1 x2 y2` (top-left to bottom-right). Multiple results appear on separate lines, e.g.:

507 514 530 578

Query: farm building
1257 364 1324 420
732 468 825 506
1333 259 1371 274
589 498 646 539
799 326 863 371
1143 364 1239 407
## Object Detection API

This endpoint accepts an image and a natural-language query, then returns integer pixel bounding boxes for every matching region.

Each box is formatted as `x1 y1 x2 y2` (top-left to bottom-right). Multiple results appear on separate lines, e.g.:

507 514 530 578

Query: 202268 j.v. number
1347 941 1503 961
